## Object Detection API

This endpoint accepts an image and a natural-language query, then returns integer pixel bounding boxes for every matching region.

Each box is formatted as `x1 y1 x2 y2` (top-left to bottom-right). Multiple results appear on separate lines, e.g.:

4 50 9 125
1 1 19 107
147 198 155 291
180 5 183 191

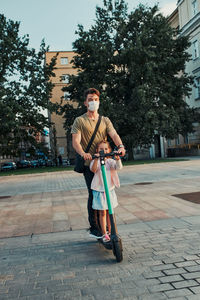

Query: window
61 74 69 83
195 77 200 99
60 57 68 65
175 136 180 145
193 40 199 59
64 92 70 100
192 0 198 16
167 139 171 147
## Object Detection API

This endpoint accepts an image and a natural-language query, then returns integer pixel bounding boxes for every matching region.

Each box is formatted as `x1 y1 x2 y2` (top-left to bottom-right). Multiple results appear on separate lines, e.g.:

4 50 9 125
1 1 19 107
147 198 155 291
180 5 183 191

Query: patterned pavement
1 159 200 299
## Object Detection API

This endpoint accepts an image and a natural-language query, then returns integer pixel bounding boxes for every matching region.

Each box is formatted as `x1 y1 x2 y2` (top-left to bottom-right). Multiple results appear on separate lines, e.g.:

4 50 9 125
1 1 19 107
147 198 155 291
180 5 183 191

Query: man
71 88 125 238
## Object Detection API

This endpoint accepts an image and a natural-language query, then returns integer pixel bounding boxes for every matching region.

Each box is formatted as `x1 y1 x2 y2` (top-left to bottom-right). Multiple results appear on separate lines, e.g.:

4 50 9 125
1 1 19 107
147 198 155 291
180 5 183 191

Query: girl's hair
96 140 111 151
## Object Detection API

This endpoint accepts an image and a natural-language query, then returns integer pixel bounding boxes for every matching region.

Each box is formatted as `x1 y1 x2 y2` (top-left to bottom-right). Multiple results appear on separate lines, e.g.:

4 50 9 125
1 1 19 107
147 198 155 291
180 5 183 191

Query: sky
1 0 177 51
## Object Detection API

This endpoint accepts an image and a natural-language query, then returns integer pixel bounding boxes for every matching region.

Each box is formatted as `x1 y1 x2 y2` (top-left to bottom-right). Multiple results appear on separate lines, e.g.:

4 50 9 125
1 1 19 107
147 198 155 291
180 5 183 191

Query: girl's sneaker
102 233 110 243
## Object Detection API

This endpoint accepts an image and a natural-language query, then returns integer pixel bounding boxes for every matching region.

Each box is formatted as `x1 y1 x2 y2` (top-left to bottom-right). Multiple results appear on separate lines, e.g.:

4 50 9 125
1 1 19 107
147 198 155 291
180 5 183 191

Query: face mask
88 101 99 112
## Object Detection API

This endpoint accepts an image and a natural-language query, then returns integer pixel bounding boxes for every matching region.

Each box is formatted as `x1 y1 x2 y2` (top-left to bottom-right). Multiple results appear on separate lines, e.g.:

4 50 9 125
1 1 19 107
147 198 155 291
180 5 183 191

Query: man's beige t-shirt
71 113 115 166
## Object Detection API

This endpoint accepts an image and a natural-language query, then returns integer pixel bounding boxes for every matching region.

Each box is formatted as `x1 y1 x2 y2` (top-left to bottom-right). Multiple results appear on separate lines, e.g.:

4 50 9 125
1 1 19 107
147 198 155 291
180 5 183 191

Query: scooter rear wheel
112 238 123 262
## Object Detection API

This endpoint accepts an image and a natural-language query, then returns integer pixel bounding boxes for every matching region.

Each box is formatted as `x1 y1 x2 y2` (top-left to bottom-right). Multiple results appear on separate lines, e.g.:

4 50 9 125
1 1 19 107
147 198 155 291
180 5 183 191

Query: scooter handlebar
92 151 122 160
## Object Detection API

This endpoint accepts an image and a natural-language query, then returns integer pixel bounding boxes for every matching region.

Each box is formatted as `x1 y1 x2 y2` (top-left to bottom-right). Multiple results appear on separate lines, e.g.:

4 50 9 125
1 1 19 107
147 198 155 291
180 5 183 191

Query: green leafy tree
0 14 58 158
63 0 197 159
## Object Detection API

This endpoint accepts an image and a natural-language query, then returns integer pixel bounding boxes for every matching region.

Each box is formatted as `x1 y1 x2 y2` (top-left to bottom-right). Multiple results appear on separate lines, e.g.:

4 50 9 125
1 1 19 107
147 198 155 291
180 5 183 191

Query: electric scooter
92 150 123 263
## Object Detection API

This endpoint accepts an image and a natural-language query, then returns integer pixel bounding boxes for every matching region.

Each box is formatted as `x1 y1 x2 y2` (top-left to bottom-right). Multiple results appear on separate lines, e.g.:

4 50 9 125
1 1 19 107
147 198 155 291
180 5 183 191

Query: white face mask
88 101 99 112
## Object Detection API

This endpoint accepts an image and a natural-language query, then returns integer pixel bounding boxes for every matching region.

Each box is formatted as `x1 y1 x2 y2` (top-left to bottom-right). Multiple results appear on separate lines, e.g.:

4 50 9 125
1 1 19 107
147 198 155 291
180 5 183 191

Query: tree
62 0 197 159
0 14 58 157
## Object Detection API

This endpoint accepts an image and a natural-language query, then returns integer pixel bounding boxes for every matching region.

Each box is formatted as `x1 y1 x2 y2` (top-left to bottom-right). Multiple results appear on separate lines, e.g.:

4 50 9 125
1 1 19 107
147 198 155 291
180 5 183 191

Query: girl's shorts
92 189 118 210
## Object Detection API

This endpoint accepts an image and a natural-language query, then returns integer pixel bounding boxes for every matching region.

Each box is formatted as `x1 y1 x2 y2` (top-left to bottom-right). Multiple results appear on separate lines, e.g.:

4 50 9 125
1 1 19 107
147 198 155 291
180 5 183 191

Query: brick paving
0 218 200 299
0 159 200 299
1 166 200 238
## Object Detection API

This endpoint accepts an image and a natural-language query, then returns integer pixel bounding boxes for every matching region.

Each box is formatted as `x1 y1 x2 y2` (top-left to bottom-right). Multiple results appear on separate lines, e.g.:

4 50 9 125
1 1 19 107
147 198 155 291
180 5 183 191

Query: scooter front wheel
112 237 123 262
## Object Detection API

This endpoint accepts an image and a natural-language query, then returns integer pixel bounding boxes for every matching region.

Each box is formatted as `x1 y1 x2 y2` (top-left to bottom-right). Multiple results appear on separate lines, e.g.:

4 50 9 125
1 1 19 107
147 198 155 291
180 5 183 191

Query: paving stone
189 286 200 294
148 283 174 293
171 280 199 289
163 268 187 275
19 287 46 297
164 288 193 298
135 278 160 286
143 271 164 279
175 261 198 267
182 272 200 280
137 293 167 300
162 257 185 264
186 295 200 300
159 274 183 283
151 264 175 271
27 294 54 300
184 265 200 272
183 255 200 260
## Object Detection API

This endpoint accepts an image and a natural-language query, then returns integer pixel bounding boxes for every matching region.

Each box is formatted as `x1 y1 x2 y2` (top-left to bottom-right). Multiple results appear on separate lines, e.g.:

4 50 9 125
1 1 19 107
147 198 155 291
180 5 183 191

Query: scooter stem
99 150 118 236
101 163 113 215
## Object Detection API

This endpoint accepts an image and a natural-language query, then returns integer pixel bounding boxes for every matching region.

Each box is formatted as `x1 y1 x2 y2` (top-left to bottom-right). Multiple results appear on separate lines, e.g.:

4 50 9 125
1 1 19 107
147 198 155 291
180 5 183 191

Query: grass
0 166 74 176
0 158 188 177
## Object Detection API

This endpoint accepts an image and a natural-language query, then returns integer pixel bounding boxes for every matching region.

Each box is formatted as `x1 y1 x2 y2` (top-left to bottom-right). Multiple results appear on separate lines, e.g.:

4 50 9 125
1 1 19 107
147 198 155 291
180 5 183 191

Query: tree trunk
127 144 134 161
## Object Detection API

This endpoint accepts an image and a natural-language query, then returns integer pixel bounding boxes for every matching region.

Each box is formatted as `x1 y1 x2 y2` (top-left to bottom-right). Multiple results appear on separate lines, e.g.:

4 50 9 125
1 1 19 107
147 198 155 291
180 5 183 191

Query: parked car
1 162 17 171
16 160 31 168
38 159 46 167
62 159 70 166
30 160 39 168
45 159 55 167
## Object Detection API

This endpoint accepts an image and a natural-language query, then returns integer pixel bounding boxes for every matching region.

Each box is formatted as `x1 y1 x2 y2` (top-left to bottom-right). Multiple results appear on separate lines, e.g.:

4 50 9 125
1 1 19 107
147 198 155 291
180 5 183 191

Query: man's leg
83 166 101 238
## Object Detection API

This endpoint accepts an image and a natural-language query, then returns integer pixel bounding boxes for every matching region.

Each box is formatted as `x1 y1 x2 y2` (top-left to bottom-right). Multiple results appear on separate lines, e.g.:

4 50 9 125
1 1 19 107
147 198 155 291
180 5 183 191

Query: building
45 51 76 160
179 0 200 144
167 0 200 155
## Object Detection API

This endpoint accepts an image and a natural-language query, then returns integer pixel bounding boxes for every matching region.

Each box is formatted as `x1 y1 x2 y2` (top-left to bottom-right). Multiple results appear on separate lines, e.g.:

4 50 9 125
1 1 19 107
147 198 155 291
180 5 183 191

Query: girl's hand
115 155 120 161
94 153 100 159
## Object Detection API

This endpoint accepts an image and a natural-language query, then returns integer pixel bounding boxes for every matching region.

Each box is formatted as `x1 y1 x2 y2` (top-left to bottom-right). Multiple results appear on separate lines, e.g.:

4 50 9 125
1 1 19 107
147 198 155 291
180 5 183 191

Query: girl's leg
106 210 111 234
99 210 107 235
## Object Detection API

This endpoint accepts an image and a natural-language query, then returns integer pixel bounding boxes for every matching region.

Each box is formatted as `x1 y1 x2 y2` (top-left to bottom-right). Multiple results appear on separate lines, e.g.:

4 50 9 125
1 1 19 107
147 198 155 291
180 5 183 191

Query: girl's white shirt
90 158 123 192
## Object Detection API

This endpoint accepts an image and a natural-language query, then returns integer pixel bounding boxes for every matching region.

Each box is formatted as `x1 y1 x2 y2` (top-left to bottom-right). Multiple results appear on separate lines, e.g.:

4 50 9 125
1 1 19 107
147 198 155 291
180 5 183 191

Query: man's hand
117 147 126 157
82 152 92 161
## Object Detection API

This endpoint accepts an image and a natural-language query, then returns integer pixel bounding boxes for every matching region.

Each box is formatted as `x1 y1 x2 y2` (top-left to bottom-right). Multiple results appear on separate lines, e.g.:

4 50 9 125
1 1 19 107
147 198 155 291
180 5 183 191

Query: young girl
90 140 123 243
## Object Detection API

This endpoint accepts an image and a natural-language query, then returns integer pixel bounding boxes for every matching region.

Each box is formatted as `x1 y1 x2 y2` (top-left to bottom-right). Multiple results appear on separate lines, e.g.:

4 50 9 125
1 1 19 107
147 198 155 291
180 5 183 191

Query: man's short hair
84 88 100 99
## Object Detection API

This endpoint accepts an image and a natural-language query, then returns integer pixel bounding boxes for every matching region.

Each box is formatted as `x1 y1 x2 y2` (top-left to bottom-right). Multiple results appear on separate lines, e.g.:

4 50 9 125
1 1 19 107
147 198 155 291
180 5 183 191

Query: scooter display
92 150 123 263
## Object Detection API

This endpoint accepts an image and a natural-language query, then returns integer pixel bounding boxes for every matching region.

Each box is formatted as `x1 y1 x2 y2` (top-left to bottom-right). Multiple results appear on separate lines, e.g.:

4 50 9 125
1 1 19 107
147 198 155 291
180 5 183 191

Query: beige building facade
45 51 76 160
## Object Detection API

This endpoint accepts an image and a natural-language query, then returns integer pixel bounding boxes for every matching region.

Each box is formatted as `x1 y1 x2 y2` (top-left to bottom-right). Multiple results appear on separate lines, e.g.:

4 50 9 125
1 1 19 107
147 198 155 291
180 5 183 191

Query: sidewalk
1 217 200 299
1 171 200 238
1 159 200 299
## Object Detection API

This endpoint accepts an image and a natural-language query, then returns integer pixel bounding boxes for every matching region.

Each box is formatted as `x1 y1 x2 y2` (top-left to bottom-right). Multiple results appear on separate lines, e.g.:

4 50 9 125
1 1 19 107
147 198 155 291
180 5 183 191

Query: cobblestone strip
0 219 200 299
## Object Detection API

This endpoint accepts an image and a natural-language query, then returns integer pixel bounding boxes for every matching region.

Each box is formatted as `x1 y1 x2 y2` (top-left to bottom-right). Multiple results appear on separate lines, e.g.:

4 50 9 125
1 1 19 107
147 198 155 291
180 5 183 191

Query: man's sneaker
102 233 110 243
89 228 102 239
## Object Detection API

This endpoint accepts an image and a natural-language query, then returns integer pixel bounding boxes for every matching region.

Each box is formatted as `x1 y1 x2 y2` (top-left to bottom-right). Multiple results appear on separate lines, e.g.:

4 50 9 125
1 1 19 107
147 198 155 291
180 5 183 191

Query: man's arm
72 133 92 160
108 129 126 156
